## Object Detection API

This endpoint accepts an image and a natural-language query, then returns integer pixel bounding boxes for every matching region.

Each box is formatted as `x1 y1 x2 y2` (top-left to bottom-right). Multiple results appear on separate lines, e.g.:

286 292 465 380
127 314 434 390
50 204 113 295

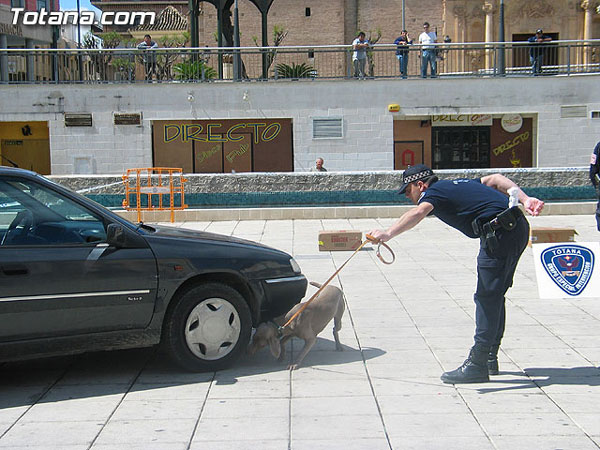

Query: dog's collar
268 320 283 338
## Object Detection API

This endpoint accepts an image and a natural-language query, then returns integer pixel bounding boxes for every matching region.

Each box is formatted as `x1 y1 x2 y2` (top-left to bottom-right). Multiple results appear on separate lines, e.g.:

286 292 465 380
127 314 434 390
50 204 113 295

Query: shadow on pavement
475 366 600 394
0 337 385 407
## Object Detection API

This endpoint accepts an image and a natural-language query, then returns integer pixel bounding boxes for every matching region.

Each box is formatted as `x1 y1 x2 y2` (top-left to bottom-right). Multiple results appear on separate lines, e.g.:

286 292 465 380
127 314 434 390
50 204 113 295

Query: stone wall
51 167 594 209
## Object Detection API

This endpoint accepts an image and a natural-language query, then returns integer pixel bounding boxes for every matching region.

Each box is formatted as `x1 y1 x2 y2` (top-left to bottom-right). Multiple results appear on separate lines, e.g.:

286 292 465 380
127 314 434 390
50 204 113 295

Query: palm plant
275 62 315 79
173 60 217 81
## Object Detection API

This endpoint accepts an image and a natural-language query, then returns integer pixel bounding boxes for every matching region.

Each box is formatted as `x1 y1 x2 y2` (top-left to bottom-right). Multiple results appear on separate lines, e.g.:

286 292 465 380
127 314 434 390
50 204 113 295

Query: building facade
0 0 59 51
2 75 599 175
91 0 600 46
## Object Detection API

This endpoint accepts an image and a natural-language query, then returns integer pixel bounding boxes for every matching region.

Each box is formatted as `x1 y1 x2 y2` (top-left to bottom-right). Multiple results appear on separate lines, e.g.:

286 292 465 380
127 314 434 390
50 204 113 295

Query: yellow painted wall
0 122 50 174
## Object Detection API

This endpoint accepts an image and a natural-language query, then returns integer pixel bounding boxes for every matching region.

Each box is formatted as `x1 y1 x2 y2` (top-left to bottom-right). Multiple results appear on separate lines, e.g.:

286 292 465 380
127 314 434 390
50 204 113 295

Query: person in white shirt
137 34 159 81
352 32 369 78
418 22 437 78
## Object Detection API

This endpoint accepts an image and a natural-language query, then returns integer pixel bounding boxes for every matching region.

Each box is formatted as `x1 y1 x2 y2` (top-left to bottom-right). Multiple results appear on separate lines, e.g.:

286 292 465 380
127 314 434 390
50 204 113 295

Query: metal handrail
1 39 599 83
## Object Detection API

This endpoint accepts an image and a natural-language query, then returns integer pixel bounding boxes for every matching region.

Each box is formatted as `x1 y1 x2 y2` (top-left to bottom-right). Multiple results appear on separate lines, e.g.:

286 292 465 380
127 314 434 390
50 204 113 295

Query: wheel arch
162 272 260 336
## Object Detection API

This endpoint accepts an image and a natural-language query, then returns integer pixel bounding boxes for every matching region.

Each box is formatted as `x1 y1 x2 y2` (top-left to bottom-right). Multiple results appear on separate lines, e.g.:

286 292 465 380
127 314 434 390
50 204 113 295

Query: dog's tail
309 281 322 288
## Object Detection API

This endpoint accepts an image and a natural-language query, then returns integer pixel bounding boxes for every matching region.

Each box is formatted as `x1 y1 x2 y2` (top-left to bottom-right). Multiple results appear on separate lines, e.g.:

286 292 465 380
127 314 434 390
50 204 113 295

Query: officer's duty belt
472 206 524 251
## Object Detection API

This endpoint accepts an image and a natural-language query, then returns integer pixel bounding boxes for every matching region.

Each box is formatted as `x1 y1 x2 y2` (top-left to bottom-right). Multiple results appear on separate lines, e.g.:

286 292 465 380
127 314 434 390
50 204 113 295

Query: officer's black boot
487 345 500 375
440 344 490 384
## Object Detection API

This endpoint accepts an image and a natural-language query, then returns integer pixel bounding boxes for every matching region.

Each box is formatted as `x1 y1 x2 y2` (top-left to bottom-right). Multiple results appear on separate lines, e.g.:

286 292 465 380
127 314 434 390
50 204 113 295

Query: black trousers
473 215 529 347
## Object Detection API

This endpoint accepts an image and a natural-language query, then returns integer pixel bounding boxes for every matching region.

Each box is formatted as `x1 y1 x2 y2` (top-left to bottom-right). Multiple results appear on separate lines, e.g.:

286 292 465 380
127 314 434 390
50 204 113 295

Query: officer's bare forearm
480 174 528 202
370 202 432 242
481 173 544 216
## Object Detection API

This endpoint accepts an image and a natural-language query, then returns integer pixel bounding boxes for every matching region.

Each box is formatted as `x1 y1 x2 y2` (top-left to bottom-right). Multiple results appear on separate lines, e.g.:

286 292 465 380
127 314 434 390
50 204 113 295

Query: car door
0 175 158 341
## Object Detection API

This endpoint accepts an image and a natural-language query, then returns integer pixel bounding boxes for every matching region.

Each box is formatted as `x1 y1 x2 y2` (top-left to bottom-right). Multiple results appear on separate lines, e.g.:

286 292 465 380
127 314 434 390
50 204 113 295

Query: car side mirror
106 223 148 248
107 223 126 248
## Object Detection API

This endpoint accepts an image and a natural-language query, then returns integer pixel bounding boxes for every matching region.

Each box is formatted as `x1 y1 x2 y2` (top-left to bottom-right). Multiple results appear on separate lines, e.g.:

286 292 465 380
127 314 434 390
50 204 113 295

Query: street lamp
233 0 241 80
77 0 83 81
76 0 82 48
498 0 505 75
402 0 405 31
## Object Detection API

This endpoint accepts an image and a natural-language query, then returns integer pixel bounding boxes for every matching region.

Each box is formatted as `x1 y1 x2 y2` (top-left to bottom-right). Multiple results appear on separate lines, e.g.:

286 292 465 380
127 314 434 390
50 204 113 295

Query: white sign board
139 186 171 194
533 242 600 298
501 114 523 133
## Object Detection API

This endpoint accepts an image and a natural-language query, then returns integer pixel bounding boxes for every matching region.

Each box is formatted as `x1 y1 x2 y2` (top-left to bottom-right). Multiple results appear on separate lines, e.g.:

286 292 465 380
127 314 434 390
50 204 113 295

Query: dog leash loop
365 234 395 265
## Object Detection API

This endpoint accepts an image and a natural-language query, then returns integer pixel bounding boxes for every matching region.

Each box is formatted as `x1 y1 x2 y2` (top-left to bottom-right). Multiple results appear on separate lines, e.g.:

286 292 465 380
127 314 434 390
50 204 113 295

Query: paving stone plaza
1 211 599 449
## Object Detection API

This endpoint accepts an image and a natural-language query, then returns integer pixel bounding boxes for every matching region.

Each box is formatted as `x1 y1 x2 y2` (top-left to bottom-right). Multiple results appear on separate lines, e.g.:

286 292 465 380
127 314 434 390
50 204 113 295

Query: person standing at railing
419 22 437 78
527 29 552 76
137 34 159 81
352 32 369 79
394 30 413 79
590 140 600 231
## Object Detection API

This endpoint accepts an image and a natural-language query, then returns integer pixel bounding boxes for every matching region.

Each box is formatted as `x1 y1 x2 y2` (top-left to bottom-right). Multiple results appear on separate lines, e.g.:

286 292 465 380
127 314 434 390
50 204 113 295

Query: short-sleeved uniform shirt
418 179 508 238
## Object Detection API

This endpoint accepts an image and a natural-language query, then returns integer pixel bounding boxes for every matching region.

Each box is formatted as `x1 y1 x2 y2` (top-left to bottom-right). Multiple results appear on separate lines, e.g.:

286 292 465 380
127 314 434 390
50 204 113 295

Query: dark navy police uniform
419 178 530 347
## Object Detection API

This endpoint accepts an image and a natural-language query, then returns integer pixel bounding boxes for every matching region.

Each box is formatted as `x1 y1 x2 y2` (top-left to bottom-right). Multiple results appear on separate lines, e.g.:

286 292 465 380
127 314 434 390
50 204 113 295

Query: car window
0 178 107 246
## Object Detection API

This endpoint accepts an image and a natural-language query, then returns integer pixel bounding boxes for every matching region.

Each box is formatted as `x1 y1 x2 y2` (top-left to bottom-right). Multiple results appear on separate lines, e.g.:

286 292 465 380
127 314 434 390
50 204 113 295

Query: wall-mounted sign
431 114 492 127
490 117 533 168
152 119 293 173
501 114 523 133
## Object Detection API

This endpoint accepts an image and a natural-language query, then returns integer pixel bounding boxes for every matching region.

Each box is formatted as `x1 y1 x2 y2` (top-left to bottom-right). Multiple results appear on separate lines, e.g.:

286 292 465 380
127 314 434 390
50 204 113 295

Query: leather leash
281 233 395 330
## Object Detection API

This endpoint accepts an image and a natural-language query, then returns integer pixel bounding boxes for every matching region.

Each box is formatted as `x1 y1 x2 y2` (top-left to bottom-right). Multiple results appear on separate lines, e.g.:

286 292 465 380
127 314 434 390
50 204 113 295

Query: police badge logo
540 245 594 296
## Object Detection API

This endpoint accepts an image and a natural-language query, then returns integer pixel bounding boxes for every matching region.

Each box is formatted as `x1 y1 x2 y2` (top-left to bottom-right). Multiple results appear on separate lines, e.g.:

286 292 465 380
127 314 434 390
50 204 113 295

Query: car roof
0 166 40 177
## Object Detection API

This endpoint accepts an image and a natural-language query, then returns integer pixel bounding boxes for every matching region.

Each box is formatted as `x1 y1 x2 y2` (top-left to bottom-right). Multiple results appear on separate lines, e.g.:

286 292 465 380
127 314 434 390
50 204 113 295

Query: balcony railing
1 40 599 84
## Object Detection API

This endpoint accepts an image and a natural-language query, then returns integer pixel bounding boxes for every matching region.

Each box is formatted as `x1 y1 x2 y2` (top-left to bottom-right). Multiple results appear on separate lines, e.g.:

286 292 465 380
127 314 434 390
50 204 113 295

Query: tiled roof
132 5 187 32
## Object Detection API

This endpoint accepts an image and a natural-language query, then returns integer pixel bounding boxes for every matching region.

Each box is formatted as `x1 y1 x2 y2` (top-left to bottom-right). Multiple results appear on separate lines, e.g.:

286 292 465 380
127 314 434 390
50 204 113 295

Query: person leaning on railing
137 34 159 81
528 29 552 76
352 32 370 79
394 30 413 79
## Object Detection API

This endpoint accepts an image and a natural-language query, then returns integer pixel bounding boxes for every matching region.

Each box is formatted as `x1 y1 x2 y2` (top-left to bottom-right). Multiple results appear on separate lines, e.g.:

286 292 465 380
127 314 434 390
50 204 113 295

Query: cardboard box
529 227 577 246
318 230 362 251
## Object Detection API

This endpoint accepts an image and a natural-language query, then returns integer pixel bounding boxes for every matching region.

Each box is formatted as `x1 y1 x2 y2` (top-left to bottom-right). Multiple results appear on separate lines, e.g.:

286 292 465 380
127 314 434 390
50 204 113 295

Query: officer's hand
368 229 391 243
524 197 544 216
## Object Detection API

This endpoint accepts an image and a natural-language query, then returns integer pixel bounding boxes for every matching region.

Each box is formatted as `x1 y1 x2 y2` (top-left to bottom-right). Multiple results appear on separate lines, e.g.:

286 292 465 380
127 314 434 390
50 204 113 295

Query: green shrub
173 60 217 80
275 62 315 79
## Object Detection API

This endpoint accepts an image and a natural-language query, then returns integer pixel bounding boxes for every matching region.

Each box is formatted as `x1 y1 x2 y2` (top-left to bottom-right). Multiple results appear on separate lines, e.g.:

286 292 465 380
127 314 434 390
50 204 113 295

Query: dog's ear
268 336 281 358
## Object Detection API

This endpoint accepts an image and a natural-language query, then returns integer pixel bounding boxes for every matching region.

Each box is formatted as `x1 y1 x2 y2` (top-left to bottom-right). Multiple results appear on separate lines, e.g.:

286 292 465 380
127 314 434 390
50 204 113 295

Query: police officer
590 141 600 231
369 165 544 383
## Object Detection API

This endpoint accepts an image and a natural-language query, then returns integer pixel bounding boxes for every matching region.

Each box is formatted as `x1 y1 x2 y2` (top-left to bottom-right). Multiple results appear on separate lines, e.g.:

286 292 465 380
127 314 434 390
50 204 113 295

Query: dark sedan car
0 167 307 371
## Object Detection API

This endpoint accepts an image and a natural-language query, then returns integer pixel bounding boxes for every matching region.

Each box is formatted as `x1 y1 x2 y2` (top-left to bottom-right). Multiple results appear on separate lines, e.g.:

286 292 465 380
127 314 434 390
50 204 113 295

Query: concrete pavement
1 212 599 449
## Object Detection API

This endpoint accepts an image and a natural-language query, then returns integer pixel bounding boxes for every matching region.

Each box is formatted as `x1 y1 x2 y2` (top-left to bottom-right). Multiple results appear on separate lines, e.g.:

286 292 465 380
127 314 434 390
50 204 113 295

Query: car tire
163 282 252 372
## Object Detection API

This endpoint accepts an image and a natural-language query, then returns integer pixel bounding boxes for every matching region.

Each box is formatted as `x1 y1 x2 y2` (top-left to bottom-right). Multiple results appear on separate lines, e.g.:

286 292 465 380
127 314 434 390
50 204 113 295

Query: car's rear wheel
163 282 252 372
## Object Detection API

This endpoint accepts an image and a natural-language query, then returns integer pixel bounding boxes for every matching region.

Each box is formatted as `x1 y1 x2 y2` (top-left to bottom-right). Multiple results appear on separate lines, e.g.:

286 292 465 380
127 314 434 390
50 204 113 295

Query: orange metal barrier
122 168 188 223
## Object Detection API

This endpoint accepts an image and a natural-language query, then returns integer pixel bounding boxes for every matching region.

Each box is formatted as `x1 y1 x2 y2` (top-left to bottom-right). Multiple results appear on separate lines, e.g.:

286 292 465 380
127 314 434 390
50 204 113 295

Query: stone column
483 2 495 70
581 0 595 65
0 34 8 83
453 6 466 72
25 38 34 82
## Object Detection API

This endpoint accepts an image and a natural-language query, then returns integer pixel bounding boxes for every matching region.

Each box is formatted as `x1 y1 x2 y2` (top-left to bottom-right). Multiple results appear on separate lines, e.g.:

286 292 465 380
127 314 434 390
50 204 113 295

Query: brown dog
247 281 345 370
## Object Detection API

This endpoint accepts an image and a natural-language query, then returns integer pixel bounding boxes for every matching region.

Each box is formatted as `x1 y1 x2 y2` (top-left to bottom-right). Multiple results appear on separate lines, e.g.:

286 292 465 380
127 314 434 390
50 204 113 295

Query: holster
472 206 523 252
